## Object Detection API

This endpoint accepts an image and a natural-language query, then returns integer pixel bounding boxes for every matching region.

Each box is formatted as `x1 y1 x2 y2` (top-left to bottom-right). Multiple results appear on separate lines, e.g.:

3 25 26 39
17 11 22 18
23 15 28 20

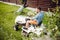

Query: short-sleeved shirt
33 11 44 24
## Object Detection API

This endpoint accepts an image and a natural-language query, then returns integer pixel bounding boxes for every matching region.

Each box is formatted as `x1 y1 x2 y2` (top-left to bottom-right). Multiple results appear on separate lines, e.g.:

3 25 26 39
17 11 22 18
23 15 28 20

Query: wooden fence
0 0 60 11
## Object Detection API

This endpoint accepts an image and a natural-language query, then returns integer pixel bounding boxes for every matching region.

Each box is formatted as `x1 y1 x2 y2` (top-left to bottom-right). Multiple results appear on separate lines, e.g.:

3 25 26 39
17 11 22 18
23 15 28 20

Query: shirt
33 11 44 24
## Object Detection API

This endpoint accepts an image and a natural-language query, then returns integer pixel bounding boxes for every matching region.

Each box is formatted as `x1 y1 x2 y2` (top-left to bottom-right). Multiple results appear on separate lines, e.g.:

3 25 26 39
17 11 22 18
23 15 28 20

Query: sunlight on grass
0 2 34 40
0 2 27 40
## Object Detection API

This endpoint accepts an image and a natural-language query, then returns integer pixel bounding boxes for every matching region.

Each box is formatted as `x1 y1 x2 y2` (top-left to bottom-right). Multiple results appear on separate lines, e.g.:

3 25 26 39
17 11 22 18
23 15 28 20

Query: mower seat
37 21 42 26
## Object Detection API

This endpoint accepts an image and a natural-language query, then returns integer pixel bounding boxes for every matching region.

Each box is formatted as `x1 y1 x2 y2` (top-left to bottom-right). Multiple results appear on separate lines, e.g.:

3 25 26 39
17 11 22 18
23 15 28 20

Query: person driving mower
14 7 44 31
23 7 44 30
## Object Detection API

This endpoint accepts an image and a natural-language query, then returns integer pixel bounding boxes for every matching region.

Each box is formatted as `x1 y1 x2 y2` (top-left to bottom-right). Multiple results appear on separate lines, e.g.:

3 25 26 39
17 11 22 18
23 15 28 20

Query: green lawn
0 2 30 40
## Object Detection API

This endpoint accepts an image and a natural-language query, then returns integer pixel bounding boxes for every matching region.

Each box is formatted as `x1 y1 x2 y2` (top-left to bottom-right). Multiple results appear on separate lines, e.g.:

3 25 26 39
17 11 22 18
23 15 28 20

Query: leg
25 20 37 28
25 20 30 28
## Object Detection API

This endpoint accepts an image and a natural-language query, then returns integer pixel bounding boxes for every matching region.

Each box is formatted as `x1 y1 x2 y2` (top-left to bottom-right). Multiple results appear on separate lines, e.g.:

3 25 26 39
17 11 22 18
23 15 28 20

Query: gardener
24 7 44 29
16 0 28 12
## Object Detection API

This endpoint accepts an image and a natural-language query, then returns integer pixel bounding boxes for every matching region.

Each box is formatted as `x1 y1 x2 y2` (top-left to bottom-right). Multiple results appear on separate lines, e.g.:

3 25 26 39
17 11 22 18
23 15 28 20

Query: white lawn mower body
15 15 46 36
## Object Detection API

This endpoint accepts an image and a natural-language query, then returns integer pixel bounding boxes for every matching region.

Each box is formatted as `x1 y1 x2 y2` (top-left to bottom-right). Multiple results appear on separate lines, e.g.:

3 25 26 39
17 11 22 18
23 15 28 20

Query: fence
0 0 60 11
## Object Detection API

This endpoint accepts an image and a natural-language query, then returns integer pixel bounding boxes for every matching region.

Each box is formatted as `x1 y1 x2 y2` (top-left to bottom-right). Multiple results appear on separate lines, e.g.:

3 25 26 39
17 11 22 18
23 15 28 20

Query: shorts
27 20 38 25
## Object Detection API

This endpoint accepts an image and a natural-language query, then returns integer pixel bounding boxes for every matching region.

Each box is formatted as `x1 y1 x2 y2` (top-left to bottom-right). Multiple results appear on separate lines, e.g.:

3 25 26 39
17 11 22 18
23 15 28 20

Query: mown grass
0 2 31 40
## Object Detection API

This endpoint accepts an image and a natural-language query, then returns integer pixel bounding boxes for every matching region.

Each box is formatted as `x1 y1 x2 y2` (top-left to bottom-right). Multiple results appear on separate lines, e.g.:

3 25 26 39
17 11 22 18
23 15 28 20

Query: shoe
44 32 47 35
